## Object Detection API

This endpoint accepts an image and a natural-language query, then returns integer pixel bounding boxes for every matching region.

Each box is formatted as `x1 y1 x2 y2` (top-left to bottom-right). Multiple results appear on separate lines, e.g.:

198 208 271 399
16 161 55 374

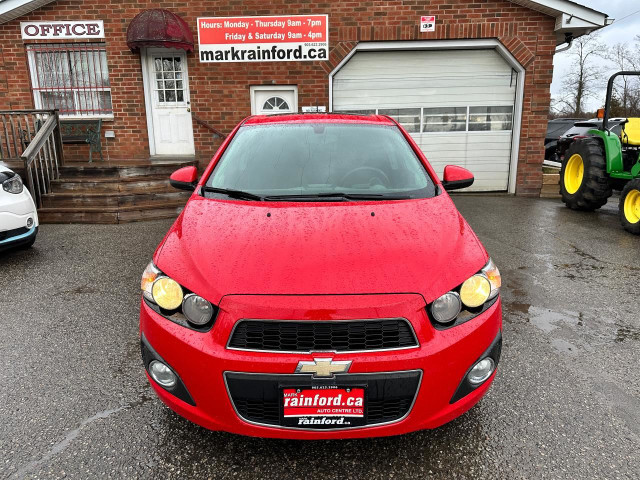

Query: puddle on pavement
504 300 639 355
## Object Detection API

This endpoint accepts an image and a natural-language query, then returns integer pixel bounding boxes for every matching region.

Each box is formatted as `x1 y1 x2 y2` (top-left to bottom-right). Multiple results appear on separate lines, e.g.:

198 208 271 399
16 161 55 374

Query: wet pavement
1 195 638 479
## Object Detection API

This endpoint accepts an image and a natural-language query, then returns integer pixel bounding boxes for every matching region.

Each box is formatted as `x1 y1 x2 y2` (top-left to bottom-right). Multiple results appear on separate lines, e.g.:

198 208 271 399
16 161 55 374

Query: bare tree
607 43 640 117
556 34 607 116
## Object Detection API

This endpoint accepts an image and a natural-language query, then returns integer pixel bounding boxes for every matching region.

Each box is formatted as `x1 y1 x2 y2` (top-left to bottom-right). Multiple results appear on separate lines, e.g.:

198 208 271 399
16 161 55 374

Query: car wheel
619 179 640 235
560 138 612 211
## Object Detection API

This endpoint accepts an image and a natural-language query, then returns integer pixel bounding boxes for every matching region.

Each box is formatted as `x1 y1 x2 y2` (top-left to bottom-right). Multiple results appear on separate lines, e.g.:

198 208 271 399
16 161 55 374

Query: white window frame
337 105 515 135
250 85 298 115
26 42 113 119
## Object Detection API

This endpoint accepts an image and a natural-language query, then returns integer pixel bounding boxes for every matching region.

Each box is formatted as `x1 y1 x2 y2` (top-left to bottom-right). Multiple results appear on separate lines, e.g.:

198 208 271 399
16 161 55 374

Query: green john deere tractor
560 71 640 235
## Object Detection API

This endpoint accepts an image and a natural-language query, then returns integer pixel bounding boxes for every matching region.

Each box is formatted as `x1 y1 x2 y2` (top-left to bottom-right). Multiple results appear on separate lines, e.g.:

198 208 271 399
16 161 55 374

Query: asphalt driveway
1 195 638 479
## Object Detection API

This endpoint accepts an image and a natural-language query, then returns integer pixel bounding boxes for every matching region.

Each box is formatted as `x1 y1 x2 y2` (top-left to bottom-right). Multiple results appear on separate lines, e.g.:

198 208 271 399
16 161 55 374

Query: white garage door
332 49 517 191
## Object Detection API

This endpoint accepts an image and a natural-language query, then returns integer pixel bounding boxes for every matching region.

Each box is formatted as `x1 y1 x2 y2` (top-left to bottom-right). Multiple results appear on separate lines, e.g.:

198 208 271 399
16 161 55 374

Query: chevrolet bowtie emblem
295 358 352 377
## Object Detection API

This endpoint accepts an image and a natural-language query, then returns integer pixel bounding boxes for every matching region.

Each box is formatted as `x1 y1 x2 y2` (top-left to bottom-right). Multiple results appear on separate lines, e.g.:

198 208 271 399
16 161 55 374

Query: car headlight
182 294 214 325
431 292 462 324
481 258 501 299
428 258 501 326
151 277 184 310
141 262 161 301
141 261 216 328
2 173 24 194
459 274 491 308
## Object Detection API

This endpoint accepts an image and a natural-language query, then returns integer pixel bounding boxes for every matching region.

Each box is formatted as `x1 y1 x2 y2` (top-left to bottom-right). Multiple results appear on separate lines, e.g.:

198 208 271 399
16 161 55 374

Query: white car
0 163 38 252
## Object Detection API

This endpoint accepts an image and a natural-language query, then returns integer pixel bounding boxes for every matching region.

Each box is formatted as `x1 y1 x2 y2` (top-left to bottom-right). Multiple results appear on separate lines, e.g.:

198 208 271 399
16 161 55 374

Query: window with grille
26 43 113 118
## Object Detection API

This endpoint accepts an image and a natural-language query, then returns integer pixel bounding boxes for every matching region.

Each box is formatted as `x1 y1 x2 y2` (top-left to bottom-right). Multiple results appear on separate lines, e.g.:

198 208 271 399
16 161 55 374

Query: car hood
155 194 488 305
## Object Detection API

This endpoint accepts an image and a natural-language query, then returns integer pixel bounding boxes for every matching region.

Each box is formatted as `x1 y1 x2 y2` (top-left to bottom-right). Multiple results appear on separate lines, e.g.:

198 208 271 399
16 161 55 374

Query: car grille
0 227 29 242
225 371 421 428
228 319 418 352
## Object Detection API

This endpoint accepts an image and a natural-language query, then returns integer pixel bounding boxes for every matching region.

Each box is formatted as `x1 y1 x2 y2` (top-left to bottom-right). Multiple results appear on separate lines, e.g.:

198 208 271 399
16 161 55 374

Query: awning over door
126 9 194 52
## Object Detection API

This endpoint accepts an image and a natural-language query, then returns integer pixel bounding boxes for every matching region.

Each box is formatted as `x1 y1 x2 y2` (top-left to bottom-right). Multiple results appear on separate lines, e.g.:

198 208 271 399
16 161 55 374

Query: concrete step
41 191 191 208
540 173 561 198
37 200 187 224
59 160 197 179
50 177 177 194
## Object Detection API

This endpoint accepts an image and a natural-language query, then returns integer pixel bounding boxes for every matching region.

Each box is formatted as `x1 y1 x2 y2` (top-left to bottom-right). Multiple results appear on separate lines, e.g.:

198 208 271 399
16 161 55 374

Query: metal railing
0 110 65 208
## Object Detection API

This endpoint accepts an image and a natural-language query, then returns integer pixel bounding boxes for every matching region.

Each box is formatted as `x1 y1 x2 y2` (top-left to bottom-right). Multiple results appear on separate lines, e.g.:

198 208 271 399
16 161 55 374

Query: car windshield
206 123 436 200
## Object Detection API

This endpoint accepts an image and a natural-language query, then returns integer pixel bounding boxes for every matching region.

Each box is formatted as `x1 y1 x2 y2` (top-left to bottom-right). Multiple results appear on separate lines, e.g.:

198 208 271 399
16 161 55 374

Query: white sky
551 1 640 111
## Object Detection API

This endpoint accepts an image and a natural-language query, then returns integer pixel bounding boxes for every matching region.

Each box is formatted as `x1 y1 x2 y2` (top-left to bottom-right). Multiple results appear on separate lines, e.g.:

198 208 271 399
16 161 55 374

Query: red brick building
0 0 608 196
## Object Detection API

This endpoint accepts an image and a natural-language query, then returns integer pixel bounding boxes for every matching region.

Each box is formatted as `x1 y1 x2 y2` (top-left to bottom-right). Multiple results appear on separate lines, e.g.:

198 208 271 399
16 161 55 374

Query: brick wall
0 0 557 196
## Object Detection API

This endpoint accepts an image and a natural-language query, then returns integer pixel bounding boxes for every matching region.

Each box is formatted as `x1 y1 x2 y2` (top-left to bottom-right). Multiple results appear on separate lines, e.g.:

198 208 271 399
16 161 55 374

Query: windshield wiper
201 186 264 201
264 192 412 201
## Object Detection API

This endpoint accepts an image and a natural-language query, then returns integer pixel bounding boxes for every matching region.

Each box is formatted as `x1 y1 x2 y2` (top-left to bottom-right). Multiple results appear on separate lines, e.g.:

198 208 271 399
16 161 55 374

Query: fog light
26 217 33 228
148 360 177 388
468 357 495 385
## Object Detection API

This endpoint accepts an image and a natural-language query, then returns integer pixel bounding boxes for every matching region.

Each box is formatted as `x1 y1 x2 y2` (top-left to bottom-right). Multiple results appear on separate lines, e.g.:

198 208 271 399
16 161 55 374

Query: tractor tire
560 138 612 211
619 179 640 235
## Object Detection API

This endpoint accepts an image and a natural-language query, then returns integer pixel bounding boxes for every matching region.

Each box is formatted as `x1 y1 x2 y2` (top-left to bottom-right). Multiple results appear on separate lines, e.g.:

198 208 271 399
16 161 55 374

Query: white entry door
251 86 298 115
144 49 195 155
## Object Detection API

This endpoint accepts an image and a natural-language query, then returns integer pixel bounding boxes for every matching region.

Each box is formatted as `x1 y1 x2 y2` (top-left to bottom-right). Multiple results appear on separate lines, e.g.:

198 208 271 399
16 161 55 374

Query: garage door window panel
378 108 421 133
468 106 513 132
423 108 467 133
27 43 113 118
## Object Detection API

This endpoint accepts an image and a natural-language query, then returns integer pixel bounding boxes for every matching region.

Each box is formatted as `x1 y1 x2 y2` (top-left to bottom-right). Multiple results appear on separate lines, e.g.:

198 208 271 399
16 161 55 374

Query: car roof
242 113 397 126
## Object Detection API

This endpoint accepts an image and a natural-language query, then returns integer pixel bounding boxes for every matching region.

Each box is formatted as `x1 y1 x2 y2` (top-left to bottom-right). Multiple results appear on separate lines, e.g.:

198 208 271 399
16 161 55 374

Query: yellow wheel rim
624 189 640 224
564 154 584 194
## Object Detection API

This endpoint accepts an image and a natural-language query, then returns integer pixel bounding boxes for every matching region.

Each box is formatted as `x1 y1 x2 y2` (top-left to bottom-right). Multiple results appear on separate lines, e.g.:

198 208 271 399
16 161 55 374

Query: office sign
197 15 328 62
21 21 105 39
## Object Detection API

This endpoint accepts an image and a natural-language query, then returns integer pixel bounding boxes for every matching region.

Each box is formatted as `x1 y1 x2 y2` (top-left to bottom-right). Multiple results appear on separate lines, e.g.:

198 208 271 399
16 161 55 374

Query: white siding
333 49 517 191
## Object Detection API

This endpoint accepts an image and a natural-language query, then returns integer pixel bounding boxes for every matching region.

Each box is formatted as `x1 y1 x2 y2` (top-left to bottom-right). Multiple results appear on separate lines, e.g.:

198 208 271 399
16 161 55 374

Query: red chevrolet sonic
139 113 502 439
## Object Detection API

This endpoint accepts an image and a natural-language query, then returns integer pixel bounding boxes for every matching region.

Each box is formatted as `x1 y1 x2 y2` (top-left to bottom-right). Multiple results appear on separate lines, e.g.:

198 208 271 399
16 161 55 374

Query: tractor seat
621 118 640 146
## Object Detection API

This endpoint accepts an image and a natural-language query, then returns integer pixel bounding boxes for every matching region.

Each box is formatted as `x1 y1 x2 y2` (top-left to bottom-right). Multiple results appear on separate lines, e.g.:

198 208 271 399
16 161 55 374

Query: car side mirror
442 165 474 191
170 166 198 191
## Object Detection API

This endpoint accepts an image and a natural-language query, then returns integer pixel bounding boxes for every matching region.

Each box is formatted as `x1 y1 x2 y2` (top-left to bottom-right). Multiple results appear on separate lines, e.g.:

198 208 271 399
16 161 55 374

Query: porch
0 110 193 223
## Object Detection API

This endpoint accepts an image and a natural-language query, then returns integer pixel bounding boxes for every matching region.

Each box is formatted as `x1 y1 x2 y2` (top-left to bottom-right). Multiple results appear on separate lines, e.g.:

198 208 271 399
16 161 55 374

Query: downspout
555 33 574 53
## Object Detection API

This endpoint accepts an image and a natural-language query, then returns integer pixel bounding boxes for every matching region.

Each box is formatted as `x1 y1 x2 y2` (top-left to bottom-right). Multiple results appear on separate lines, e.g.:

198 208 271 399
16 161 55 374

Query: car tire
619 179 640 235
560 138 612 211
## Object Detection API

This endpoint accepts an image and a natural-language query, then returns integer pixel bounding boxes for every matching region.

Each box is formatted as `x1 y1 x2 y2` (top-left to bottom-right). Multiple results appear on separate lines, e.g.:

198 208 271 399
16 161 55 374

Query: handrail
21 115 57 162
0 109 57 161
192 112 226 139
19 110 64 208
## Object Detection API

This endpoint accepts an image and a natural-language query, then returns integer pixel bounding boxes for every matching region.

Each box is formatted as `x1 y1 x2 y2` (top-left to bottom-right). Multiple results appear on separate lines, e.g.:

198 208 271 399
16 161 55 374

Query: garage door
332 49 517 191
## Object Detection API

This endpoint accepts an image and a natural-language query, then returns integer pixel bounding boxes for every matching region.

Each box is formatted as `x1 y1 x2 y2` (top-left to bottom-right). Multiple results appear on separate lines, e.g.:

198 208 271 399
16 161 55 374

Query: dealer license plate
281 385 366 428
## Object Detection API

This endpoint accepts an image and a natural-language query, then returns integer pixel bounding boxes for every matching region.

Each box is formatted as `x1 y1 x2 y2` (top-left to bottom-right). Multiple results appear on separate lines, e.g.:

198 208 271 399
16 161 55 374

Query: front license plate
281 386 366 429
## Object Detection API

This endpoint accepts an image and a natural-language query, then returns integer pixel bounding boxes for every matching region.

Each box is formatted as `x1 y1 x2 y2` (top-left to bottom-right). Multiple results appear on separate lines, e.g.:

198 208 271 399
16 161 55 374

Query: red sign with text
283 387 364 418
197 15 329 63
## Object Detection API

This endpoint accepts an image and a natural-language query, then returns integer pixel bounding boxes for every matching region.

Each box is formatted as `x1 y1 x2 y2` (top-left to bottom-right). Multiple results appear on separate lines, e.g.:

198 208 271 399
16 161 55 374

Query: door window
153 56 185 104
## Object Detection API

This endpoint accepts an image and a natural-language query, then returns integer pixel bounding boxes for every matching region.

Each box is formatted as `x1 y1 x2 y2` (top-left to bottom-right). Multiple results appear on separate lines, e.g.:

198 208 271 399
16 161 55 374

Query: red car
140 113 502 439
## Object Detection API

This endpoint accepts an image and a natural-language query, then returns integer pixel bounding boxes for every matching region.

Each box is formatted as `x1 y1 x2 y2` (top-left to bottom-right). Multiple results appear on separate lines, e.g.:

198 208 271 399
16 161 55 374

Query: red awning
126 9 194 52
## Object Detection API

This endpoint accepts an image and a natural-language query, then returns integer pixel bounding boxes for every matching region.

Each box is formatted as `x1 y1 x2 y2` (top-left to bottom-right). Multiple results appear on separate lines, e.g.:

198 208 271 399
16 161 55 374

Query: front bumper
140 293 502 439
0 189 38 252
